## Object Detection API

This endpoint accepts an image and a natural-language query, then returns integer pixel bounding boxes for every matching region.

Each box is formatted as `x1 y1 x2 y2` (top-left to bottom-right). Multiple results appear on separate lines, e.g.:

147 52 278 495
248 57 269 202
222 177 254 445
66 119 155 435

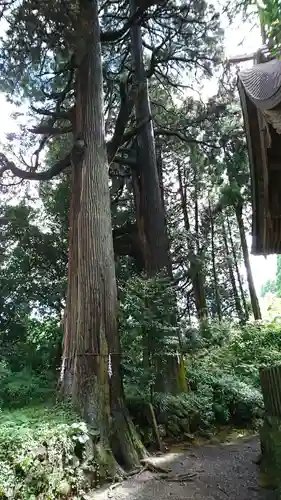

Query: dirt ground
93 436 277 500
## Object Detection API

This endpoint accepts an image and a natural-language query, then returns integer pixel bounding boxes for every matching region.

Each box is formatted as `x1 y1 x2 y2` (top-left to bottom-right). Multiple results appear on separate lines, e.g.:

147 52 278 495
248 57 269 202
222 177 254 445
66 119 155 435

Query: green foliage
126 320 279 440
126 389 214 443
220 182 241 206
119 274 179 397
212 376 263 424
191 319 281 382
0 316 61 410
186 320 281 426
261 279 277 297
0 317 62 388
0 405 100 499
154 390 215 430
0 365 54 409
258 0 281 52
0 201 67 319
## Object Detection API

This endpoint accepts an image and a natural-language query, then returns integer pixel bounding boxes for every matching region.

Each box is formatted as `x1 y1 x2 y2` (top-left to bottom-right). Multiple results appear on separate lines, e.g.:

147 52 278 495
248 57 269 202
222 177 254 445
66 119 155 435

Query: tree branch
100 6 146 43
100 1 166 43
122 115 151 143
31 105 73 122
32 67 75 170
0 152 72 181
113 154 137 167
28 125 73 136
154 128 219 148
107 80 138 163
227 53 255 64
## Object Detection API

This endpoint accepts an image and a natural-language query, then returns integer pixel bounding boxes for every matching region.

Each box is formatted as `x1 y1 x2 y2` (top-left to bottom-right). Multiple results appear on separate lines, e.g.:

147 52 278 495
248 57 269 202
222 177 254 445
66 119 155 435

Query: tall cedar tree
0 0 163 470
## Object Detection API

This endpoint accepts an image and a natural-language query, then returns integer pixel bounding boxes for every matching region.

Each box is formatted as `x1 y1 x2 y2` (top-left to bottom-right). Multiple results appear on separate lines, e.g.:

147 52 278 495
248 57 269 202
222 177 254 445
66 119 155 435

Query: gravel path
94 436 276 500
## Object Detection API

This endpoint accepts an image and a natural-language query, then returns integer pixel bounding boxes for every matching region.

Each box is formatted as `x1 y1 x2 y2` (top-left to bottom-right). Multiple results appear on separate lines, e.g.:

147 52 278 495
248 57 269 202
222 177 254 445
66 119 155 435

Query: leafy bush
184 320 281 427
154 391 214 431
211 375 263 425
0 318 62 374
0 405 101 499
190 320 281 386
0 367 55 409
127 389 215 443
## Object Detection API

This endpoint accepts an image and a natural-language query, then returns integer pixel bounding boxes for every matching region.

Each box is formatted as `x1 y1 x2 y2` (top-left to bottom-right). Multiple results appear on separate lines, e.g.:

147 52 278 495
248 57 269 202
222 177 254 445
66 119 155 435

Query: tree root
107 459 199 497
157 472 197 482
107 466 145 497
140 458 171 474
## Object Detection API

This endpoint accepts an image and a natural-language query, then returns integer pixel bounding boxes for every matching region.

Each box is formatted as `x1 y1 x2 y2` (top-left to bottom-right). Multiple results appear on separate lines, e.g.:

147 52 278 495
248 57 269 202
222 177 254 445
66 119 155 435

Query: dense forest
0 0 280 498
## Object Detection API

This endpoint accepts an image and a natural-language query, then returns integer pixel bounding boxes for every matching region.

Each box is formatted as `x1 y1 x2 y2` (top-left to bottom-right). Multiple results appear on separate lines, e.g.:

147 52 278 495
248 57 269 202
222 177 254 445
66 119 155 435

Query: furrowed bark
60 0 145 471
129 0 171 276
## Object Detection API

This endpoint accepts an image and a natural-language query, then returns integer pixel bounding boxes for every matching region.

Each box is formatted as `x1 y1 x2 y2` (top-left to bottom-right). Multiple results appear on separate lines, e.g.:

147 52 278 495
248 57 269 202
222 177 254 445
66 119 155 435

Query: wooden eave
238 58 281 255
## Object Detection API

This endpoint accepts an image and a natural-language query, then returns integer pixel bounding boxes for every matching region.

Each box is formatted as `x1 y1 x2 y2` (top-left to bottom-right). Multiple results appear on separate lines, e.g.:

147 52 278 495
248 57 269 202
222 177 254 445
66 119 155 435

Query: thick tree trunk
222 220 244 322
60 0 145 471
129 0 171 276
60 160 81 396
209 200 222 321
226 214 249 321
235 203 262 320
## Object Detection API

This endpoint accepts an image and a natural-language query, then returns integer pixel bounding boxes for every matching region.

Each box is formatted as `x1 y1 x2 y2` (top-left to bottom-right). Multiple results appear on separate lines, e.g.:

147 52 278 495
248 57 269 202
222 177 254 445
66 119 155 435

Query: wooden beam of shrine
228 53 255 64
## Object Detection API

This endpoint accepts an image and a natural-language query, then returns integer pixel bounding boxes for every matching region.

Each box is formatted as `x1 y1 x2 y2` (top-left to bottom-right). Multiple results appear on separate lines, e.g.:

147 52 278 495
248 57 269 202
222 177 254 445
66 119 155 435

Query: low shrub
127 389 214 442
0 405 102 499
211 375 263 425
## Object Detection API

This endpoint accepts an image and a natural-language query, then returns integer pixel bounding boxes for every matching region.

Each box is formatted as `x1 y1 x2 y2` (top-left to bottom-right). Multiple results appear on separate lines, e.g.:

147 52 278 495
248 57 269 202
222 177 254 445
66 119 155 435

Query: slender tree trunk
191 267 208 320
235 203 262 320
156 140 172 278
226 214 249 321
60 0 145 470
193 165 207 321
222 220 244 321
177 161 189 232
177 161 207 321
194 166 199 254
209 200 222 321
186 294 191 322
156 140 165 211
129 0 171 276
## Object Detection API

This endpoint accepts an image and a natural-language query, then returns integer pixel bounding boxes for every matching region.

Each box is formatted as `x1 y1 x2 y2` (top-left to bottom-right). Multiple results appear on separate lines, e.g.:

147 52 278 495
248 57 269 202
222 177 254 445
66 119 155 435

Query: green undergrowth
1 318 281 496
126 320 281 442
0 404 102 500
127 385 263 445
